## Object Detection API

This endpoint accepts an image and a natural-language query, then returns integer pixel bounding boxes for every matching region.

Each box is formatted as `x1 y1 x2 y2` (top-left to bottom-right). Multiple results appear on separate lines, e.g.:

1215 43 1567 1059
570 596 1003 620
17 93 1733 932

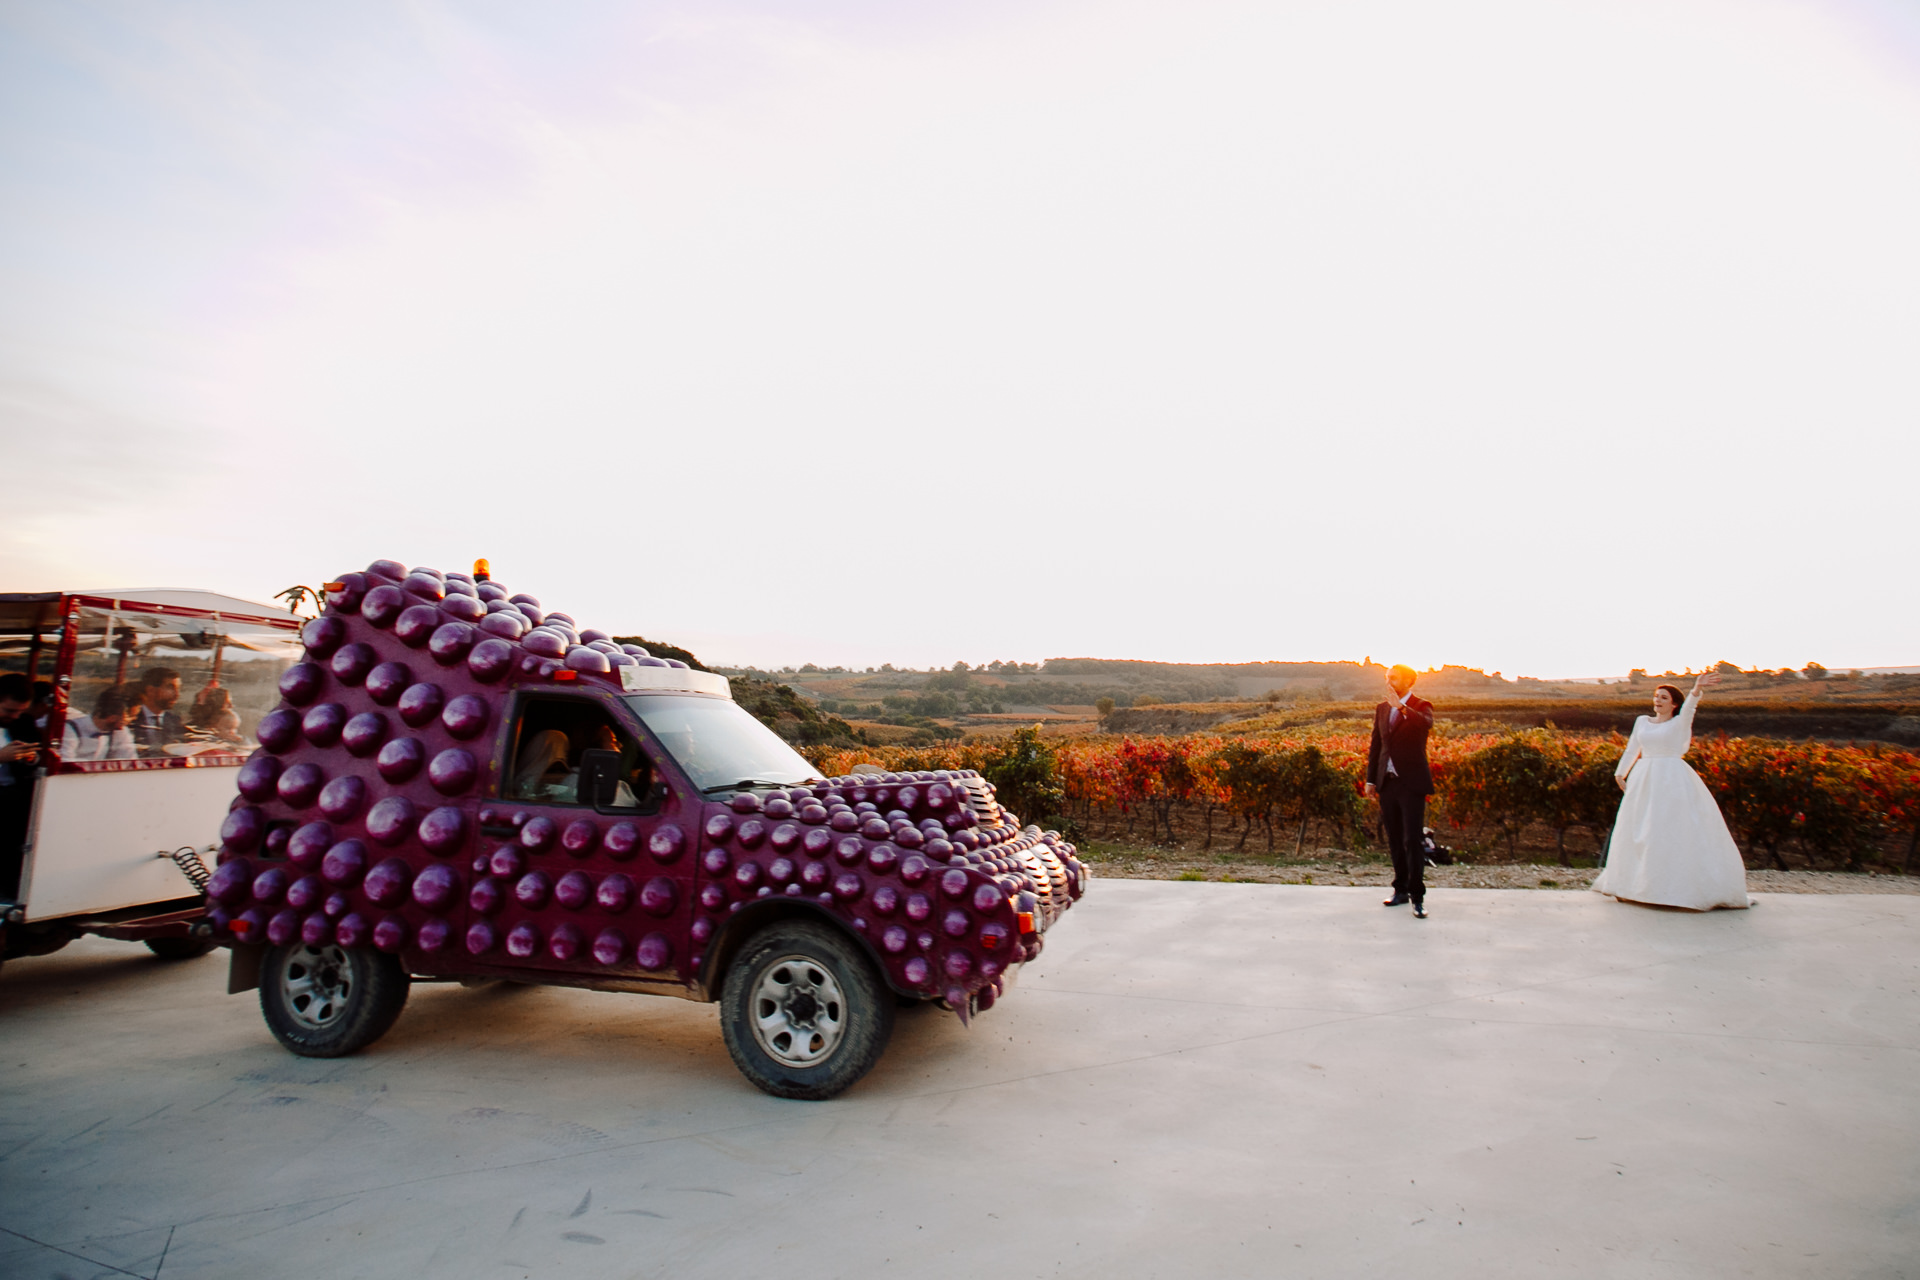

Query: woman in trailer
187 683 244 745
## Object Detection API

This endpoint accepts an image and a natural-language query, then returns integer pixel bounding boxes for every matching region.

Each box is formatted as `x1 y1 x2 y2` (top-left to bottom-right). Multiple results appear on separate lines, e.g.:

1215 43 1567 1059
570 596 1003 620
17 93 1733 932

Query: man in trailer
130 666 187 758
61 686 137 761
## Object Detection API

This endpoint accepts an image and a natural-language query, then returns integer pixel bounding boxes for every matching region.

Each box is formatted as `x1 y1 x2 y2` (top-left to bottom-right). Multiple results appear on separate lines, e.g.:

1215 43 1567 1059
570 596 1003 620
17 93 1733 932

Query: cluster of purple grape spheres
695 771 1086 1012
202 558 1087 1014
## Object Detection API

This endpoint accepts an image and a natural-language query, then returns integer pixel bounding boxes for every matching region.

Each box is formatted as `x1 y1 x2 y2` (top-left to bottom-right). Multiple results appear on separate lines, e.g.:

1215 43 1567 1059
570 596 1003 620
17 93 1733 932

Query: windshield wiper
701 778 805 794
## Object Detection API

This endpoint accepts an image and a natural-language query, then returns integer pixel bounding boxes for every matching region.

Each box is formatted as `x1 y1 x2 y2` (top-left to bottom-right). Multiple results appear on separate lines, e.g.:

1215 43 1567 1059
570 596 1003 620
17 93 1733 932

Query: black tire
720 920 895 1100
259 941 410 1058
145 936 217 961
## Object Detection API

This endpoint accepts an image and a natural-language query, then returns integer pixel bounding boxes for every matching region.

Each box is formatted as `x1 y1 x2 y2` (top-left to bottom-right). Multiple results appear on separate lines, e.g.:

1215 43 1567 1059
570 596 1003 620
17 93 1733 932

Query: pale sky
3 0 1916 676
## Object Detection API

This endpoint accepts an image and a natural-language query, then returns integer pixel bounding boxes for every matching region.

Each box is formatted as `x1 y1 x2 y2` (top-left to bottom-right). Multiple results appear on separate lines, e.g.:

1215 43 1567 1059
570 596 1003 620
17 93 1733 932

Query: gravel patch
1079 845 1920 894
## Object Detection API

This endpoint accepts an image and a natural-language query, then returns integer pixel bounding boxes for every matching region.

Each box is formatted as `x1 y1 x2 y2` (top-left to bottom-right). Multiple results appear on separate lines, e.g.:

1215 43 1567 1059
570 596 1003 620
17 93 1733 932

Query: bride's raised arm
1682 672 1722 730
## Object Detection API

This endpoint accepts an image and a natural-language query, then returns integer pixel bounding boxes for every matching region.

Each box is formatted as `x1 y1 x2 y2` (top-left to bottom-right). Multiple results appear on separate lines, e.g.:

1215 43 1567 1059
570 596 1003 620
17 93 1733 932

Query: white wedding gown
1592 691 1751 910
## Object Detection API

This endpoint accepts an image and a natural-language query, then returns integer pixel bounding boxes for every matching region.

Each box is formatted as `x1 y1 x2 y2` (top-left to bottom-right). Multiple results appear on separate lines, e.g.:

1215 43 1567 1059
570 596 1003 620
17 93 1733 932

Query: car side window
505 698 651 808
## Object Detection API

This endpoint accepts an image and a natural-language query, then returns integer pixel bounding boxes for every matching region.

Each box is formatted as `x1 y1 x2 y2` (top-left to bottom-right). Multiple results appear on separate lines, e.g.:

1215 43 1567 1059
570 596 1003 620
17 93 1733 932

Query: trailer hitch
158 845 215 893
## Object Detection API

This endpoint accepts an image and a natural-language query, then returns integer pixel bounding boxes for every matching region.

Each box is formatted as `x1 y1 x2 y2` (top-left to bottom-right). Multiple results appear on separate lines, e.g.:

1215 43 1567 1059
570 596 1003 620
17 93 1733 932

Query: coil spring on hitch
164 845 213 892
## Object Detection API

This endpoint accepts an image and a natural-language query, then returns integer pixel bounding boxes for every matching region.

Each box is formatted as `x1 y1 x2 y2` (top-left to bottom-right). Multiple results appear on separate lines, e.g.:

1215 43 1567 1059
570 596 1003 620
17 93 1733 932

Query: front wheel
720 921 895 1100
259 941 410 1058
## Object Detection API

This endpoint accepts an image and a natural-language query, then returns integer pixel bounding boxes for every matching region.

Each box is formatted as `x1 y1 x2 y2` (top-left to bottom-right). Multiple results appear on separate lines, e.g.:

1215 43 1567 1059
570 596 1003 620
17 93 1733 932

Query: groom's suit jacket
1365 694 1435 795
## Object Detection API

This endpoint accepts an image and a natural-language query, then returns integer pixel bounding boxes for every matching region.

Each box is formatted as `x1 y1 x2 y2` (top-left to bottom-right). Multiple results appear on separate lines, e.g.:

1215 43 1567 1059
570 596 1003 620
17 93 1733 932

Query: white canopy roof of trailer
65 590 298 622
0 590 301 632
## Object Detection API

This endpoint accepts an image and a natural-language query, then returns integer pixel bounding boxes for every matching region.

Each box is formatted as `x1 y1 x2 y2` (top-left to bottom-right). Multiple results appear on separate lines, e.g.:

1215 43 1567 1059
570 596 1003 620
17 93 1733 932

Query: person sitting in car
130 667 188 758
511 724 641 807
61 686 137 761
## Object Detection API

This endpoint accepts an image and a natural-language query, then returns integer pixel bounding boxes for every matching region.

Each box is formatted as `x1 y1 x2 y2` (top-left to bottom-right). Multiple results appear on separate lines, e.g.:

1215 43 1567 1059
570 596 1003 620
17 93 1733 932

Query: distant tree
1715 660 1742 676
1804 663 1828 680
1095 697 1115 718
980 726 1064 828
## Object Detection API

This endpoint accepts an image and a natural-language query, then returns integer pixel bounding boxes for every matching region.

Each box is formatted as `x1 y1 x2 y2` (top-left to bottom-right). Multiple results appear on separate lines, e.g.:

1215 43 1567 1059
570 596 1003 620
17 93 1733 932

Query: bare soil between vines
1078 841 1920 894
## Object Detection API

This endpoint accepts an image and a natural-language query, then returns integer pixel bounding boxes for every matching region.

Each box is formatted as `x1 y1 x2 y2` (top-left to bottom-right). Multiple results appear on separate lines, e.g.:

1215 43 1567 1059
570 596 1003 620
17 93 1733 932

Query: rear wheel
720 921 894 1100
259 941 410 1057
145 936 217 960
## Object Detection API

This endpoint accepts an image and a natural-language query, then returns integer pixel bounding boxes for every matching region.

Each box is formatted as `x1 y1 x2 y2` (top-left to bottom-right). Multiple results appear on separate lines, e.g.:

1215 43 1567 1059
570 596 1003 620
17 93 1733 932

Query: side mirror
577 749 623 809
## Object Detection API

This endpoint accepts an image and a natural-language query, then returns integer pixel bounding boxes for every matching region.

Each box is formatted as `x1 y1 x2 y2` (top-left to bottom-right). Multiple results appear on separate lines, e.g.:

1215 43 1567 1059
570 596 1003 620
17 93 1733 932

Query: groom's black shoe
1383 893 1410 907
1411 900 1428 919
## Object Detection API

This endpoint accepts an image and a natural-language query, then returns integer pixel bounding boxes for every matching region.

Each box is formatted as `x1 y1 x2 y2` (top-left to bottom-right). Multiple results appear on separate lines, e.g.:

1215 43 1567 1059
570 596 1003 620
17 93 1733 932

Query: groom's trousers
1379 774 1426 904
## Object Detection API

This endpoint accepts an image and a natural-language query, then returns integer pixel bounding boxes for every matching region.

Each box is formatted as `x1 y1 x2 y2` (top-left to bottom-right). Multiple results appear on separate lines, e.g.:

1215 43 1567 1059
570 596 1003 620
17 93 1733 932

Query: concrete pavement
1 882 1915 1279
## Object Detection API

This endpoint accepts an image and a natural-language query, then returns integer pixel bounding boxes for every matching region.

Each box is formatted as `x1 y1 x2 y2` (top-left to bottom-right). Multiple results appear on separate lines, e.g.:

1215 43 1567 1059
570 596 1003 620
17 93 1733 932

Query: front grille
1016 841 1070 924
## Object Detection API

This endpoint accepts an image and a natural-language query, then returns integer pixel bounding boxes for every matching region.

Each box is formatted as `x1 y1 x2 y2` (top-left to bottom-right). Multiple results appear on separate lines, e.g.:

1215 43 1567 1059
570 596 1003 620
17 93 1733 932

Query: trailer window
66 607 303 763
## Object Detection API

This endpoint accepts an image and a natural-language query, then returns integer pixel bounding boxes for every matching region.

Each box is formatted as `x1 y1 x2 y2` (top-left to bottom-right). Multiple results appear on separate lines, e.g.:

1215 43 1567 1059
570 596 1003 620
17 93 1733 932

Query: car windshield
626 694 819 793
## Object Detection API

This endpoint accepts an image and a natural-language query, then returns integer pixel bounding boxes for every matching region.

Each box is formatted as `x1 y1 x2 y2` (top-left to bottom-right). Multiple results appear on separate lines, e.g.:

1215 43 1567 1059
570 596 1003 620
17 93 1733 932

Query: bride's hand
1616 776 1627 792
1693 672 1721 693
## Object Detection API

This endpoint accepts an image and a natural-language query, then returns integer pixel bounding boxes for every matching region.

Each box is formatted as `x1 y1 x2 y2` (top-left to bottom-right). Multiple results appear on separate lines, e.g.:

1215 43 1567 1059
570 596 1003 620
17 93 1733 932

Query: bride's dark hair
1655 684 1686 716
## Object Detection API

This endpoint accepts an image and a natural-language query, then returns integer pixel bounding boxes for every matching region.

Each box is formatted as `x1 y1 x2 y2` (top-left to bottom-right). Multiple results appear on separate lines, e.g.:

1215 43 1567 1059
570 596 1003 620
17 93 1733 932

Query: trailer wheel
720 920 895 1100
259 941 410 1058
145 936 217 961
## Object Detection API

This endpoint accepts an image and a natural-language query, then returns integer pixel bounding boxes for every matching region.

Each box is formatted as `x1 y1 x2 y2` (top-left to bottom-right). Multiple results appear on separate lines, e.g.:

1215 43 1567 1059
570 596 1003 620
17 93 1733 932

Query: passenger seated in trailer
130 667 187 758
187 683 244 745
61 686 137 761
0 672 44 900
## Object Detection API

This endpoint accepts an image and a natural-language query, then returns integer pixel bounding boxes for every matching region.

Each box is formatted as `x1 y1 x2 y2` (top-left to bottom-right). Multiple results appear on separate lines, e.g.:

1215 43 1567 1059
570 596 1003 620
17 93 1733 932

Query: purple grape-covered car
215 558 1088 1098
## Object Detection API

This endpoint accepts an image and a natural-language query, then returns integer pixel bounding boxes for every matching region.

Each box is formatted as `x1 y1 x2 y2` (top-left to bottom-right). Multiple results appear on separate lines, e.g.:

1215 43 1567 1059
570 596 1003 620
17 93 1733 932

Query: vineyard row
799 726 1920 874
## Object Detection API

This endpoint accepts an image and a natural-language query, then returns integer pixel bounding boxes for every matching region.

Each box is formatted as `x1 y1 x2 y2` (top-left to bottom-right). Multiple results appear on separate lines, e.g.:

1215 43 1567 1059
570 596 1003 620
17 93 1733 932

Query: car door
466 689 697 984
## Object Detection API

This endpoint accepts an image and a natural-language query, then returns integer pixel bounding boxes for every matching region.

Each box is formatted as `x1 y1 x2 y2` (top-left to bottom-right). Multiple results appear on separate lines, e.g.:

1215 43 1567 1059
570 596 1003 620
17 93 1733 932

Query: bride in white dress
1592 673 1751 911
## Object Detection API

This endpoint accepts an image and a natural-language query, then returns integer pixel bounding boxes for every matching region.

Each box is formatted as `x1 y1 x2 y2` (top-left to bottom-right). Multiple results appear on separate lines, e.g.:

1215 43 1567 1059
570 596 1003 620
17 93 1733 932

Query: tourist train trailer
209 560 1088 1099
0 589 306 968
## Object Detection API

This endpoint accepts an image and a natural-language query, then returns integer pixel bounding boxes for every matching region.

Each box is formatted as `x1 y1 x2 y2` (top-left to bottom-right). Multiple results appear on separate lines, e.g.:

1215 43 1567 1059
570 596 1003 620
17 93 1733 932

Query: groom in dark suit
1364 664 1434 919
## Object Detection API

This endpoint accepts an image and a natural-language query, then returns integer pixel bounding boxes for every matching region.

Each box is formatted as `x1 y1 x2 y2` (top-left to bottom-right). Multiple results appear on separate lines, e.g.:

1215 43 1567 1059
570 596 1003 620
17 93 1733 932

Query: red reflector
980 933 998 950
322 582 346 592
553 669 578 682
1016 911 1035 934
229 920 249 934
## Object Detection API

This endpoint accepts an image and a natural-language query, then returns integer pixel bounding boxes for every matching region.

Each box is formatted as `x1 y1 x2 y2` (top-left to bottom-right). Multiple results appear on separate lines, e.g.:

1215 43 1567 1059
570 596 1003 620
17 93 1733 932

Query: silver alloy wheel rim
749 953 846 1068
280 942 355 1030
